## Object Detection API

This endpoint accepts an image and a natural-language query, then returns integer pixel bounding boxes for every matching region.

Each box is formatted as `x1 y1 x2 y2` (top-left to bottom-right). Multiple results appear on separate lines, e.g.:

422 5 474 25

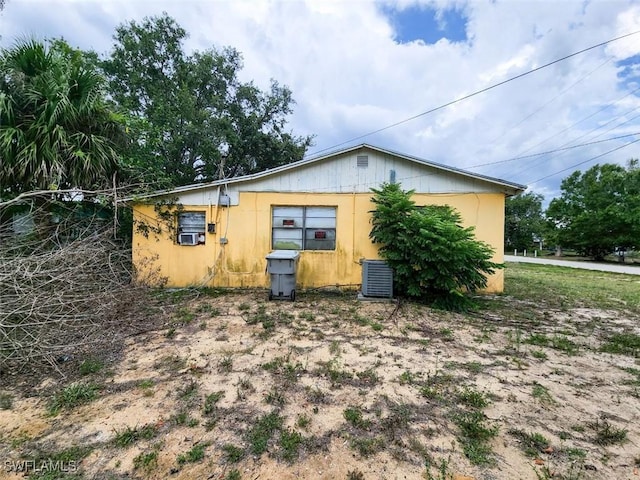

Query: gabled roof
134 143 526 200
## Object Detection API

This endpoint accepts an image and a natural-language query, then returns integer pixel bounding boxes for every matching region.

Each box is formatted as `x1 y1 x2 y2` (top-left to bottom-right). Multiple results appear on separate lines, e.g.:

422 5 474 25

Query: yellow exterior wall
132 191 506 292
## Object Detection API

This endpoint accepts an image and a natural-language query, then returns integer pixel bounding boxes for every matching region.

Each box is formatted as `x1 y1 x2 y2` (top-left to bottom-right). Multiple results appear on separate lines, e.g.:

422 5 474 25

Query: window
177 212 206 245
272 206 336 250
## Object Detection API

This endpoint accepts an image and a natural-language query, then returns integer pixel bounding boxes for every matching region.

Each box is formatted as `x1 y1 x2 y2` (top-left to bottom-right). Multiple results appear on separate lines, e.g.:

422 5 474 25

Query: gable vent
361 260 393 298
356 155 369 168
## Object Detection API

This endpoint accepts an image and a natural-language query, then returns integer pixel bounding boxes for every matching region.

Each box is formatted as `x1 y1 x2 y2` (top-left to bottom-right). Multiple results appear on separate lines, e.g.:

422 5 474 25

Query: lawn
0 263 639 479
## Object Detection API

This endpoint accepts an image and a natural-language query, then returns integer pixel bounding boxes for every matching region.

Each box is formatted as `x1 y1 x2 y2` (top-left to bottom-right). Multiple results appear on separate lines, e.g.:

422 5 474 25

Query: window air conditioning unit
361 260 393 298
178 232 199 245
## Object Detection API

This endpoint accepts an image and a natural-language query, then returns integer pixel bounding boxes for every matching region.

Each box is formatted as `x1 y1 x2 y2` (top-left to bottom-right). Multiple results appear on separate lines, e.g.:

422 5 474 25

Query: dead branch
0 192 154 371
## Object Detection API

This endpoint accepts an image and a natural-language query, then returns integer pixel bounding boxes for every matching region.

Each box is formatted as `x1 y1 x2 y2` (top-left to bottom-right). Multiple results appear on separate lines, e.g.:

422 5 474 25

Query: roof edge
127 143 526 201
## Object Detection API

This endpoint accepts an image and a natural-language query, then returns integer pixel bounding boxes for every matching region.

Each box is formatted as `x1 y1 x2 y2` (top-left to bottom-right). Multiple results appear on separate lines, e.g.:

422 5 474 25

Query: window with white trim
177 211 206 245
272 206 336 250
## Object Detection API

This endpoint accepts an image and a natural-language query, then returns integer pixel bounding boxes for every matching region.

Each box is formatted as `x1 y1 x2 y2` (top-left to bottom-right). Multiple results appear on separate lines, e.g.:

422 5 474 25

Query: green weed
247 412 284 455
219 355 233 373
601 333 640 357
226 469 242 480
370 322 383 331
530 349 548 361
462 361 483 374
139 379 154 389
133 450 158 471
381 402 412 439
508 429 549 457
350 435 385 457
79 358 104 375
424 456 454 480
550 335 579 355
296 414 311 430
317 359 354 388
171 410 196 426
453 410 498 465
457 387 489 409
113 424 159 447
177 443 208 465
531 383 555 405
265 386 286 407
177 379 199 399
588 419 627 445
48 382 99 416
173 307 195 324
356 368 379 386
344 406 371 429
222 443 244 463
279 428 303 462
398 370 417 385
203 391 224 415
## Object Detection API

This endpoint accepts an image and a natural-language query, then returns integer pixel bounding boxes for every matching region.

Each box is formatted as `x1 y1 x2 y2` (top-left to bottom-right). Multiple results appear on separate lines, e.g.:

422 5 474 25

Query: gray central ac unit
361 260 393 298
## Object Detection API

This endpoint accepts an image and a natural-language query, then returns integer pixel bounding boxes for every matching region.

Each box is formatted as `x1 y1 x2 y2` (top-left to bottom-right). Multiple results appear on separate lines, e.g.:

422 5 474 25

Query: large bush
369 183 502 309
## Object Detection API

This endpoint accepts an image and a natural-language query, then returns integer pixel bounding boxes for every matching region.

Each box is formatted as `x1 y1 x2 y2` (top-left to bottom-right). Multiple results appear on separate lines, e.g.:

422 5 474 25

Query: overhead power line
307 29 640 157
508 108 640 179
468 132 640 169
528 137 640 184
483 56 613 147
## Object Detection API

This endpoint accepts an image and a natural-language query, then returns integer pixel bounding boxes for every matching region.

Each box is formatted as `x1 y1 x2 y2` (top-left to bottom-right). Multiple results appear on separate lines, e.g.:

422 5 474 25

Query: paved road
504 255 640 275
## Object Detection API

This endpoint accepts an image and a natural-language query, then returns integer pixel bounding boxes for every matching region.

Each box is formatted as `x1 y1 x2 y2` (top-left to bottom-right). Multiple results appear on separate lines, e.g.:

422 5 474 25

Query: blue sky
1 0 639 201
382 3 468 44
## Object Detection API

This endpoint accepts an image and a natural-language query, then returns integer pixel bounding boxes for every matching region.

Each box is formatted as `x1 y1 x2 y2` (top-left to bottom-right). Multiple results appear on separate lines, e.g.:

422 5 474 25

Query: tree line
505 161 640 260
0 13 313 198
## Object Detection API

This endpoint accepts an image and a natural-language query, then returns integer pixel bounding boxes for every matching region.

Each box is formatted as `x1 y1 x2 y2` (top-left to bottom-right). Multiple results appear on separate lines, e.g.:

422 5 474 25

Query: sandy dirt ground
1 290 639 480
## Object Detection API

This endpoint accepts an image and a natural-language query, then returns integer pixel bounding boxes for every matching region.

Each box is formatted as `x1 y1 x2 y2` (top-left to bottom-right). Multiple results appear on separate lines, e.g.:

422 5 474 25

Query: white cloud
606 4 640 59
1 0 640 199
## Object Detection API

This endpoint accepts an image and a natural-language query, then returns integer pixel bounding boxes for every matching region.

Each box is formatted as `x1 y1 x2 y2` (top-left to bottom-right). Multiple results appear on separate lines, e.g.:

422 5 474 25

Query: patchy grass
456 387 489 409
177 443 209 465
508 429 550 457
531 383 555 406
279 427 303 462
79 358 104 375
495 262 640 313
112 424 159 447
47 382 99 416
3 263 640 479
247 412 284 455
601 332 640 357
344 406 371 429
588 418 628 445
452 409 499 465
222 443 245 463
133 450 158 471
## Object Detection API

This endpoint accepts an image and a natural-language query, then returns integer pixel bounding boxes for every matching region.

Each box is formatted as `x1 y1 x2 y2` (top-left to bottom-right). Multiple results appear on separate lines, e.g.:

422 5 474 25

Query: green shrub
370 183 502 310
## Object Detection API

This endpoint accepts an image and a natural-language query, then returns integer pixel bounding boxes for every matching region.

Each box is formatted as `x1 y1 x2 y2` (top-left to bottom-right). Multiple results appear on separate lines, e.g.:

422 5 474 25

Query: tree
504 191 545 251
102 13 313 188
546 162 640 260
369 183 502 310
0 39 125 196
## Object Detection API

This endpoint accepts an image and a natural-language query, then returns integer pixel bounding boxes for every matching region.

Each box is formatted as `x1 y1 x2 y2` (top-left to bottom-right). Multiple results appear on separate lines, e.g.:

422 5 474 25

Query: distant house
131 144 525 292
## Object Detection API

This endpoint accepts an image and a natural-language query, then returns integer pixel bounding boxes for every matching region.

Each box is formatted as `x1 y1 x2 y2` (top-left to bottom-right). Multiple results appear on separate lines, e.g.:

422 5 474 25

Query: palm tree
0 39 125 197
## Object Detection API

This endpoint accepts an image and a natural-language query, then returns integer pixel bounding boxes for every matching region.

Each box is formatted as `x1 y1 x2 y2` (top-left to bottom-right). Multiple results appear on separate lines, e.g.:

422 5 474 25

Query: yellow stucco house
131 144 525 293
